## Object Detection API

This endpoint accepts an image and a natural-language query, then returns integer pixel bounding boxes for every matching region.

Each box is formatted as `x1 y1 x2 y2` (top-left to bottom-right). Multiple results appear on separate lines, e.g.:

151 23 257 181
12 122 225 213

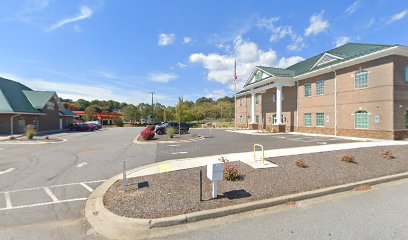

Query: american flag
234 59 237 83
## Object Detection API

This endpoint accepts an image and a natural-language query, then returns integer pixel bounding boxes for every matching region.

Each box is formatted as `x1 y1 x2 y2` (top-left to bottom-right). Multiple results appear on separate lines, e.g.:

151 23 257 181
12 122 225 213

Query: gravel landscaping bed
137 132 200 142
104 145 408 219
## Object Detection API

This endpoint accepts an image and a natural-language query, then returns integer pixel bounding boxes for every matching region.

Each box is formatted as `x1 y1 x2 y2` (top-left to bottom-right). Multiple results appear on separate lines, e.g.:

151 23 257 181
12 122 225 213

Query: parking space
155 129 363 162
0 180 105 211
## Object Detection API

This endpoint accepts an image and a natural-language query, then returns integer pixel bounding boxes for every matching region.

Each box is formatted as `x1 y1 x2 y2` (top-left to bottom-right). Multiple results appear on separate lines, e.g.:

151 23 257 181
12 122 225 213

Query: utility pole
149 92 155 120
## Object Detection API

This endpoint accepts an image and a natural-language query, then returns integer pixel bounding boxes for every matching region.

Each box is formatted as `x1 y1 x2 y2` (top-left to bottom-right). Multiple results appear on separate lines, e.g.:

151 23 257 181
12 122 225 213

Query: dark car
70 123 96 131
155 122 189 135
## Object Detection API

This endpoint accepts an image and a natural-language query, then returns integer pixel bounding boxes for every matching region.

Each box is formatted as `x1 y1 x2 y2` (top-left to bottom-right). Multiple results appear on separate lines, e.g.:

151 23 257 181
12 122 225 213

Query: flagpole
234 58 237 130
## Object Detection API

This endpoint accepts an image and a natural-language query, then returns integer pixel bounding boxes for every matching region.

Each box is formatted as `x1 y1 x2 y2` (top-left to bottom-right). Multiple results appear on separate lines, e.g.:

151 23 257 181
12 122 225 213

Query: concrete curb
85 162 408 239
133 134 204 144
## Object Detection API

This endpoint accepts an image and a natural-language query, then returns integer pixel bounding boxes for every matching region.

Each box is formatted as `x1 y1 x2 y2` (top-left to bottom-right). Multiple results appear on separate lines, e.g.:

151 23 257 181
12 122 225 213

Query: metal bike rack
253 144 265 165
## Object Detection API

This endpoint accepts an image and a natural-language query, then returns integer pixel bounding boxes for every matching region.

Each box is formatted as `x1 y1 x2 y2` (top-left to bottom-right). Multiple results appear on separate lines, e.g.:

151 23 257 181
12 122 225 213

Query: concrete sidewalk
128 140 408 178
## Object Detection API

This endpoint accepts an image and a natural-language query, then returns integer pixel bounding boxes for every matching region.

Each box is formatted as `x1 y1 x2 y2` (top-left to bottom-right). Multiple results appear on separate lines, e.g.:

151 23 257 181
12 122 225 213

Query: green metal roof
0 77 41 114
286 43 396 76
246 43 397 88
257 66 295 77
60 108 77 116
23 90 56 109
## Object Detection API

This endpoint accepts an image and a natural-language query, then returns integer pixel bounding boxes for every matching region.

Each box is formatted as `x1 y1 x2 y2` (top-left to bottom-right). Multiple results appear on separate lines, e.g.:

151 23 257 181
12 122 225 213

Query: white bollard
122 160 127 192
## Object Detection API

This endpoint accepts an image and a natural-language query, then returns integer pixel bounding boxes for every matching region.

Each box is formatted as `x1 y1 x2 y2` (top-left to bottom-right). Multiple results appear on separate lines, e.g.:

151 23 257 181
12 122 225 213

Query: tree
67 103 79 111
175 97 185 123
76 99 91 111
195 97 214 105
138 103 151 119
84 106 99 121
123 105 140 124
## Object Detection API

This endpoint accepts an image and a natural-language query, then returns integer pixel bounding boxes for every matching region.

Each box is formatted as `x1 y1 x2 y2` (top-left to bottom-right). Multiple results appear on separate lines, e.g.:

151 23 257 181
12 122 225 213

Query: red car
70 123 96 131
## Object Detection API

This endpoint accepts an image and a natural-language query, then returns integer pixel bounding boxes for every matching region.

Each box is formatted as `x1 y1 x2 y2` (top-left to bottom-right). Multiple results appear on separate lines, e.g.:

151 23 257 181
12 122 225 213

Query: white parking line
4 192 12 209
80 183 93 192
169 144 181 147
44 187 59 202
0 198 87 211
0 168 15 175
172 151 188 155
76 162 88 168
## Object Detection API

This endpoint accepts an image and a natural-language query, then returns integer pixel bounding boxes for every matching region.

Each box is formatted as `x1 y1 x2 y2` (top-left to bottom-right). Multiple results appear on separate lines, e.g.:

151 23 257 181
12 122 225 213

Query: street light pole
149 92 155 121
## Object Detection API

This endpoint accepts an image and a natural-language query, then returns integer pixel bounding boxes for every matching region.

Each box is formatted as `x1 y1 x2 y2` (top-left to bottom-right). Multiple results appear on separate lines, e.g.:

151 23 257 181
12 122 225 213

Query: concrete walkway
129 140 408 178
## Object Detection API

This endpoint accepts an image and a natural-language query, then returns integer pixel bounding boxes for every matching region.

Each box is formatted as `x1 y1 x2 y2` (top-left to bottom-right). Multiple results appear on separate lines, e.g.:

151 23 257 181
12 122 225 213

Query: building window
18 119 25 133
256 115 259 123
355 70 368 89
316 113 324 127
33 120 39 130
355 111 369 129
272 93 284 102
304 113 312 127
240 116 243 124
316 80 324 95
255 95 259 104
304 84 312 97
405 66 408 83
406 111 408 128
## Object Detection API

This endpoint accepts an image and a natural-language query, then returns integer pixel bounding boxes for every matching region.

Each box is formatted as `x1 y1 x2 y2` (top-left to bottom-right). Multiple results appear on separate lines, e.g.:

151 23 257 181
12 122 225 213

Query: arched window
355 111 369 129
405 66 408 83
355 70 368 89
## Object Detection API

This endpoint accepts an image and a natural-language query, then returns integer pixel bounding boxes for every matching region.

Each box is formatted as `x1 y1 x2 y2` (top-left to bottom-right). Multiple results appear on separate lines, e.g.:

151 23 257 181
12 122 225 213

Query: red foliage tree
141 125 155 140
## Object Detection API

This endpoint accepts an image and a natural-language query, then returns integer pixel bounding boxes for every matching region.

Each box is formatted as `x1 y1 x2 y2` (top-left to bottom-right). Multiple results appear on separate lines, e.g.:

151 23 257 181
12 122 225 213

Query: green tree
175 97 185 123
76 99 90 111
123 105 140 124
84 105 100 121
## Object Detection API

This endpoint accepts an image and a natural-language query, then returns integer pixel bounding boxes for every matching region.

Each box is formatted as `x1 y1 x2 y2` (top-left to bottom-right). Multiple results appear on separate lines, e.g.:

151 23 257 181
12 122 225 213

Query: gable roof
0 77 41 114
245 43 397 89
23 90 56 109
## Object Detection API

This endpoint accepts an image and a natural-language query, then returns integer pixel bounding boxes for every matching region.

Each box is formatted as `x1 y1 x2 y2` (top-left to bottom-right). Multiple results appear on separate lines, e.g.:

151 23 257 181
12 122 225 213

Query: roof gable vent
311 53 344 70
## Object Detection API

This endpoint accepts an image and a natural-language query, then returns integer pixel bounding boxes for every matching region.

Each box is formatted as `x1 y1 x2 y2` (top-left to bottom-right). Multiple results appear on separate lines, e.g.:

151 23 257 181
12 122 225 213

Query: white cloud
255 17 280 31
386 9 408 24
176 62 187 68
335 36 351 47
47 6 93 31
304 11 330 37
189 36 303 90
158 33 176 46
148 72 177 83
366 17 375 28
276 56 305 68
0 72 175 105
287 35 306 52
206 89 228 100
92 70 117 79
183 36 192 44
345 0 362 15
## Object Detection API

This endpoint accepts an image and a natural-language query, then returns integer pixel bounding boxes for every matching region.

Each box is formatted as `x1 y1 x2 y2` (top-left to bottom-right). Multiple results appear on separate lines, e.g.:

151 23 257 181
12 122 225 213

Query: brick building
0 77 76 135
236 43 408 140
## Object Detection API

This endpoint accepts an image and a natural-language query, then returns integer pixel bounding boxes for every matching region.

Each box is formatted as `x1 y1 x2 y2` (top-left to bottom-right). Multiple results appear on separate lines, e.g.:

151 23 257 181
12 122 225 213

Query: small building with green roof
0 77 76 135
236 43 408 140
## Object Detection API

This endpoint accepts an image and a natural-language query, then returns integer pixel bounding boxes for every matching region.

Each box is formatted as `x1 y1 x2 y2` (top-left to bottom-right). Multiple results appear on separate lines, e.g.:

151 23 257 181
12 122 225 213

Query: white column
250 92 256 124
275 84 283 125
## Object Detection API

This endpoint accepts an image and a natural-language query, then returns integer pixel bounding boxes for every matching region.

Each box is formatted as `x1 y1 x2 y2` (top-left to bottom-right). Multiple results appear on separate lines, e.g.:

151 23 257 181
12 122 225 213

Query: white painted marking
317 141 327 145
0 198 87 211
0 179 107 194
4 192 12 209
169 144 181 147
0 168 15 175
76 162 87 168
80 183 93 192
171 151 188 155
43 187 59 202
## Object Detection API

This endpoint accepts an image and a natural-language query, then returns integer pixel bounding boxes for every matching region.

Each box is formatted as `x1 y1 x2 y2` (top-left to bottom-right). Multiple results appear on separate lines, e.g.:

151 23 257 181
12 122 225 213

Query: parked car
155 122 189 135
85 121 102 130
70 123 96 131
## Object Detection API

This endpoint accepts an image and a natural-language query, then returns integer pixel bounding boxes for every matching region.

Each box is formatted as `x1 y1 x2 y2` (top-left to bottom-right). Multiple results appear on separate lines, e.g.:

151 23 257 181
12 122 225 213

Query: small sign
375 115 380 124
207 162 224 182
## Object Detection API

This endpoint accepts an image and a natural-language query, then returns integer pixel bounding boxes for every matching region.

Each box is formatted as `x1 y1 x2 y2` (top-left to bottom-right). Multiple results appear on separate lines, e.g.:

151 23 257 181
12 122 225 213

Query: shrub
380 150 395 160
218 157 242 181
25 124 37 140
9 136 16 140
140 125 155 140
44 136 50 140
167 127 175 138
266 126 272 133
341 154 356 163
295 159 308 168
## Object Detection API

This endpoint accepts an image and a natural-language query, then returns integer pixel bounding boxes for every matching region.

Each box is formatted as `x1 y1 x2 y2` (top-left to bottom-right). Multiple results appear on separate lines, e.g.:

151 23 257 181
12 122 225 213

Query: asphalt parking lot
0 127 362 239
155 129 360 162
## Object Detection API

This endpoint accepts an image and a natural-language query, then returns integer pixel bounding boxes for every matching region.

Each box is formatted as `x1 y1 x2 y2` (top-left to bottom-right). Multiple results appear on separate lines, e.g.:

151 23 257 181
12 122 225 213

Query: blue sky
0 0 407 105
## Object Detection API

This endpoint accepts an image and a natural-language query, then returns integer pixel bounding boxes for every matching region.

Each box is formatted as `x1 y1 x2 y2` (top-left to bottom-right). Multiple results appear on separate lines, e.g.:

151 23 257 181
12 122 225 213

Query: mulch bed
137 132 200 142
104 145 408 219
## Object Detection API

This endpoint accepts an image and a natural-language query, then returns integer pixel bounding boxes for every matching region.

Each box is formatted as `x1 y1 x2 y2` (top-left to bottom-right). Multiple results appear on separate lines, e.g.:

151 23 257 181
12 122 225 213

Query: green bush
25 124 37 140
167 127 175 138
